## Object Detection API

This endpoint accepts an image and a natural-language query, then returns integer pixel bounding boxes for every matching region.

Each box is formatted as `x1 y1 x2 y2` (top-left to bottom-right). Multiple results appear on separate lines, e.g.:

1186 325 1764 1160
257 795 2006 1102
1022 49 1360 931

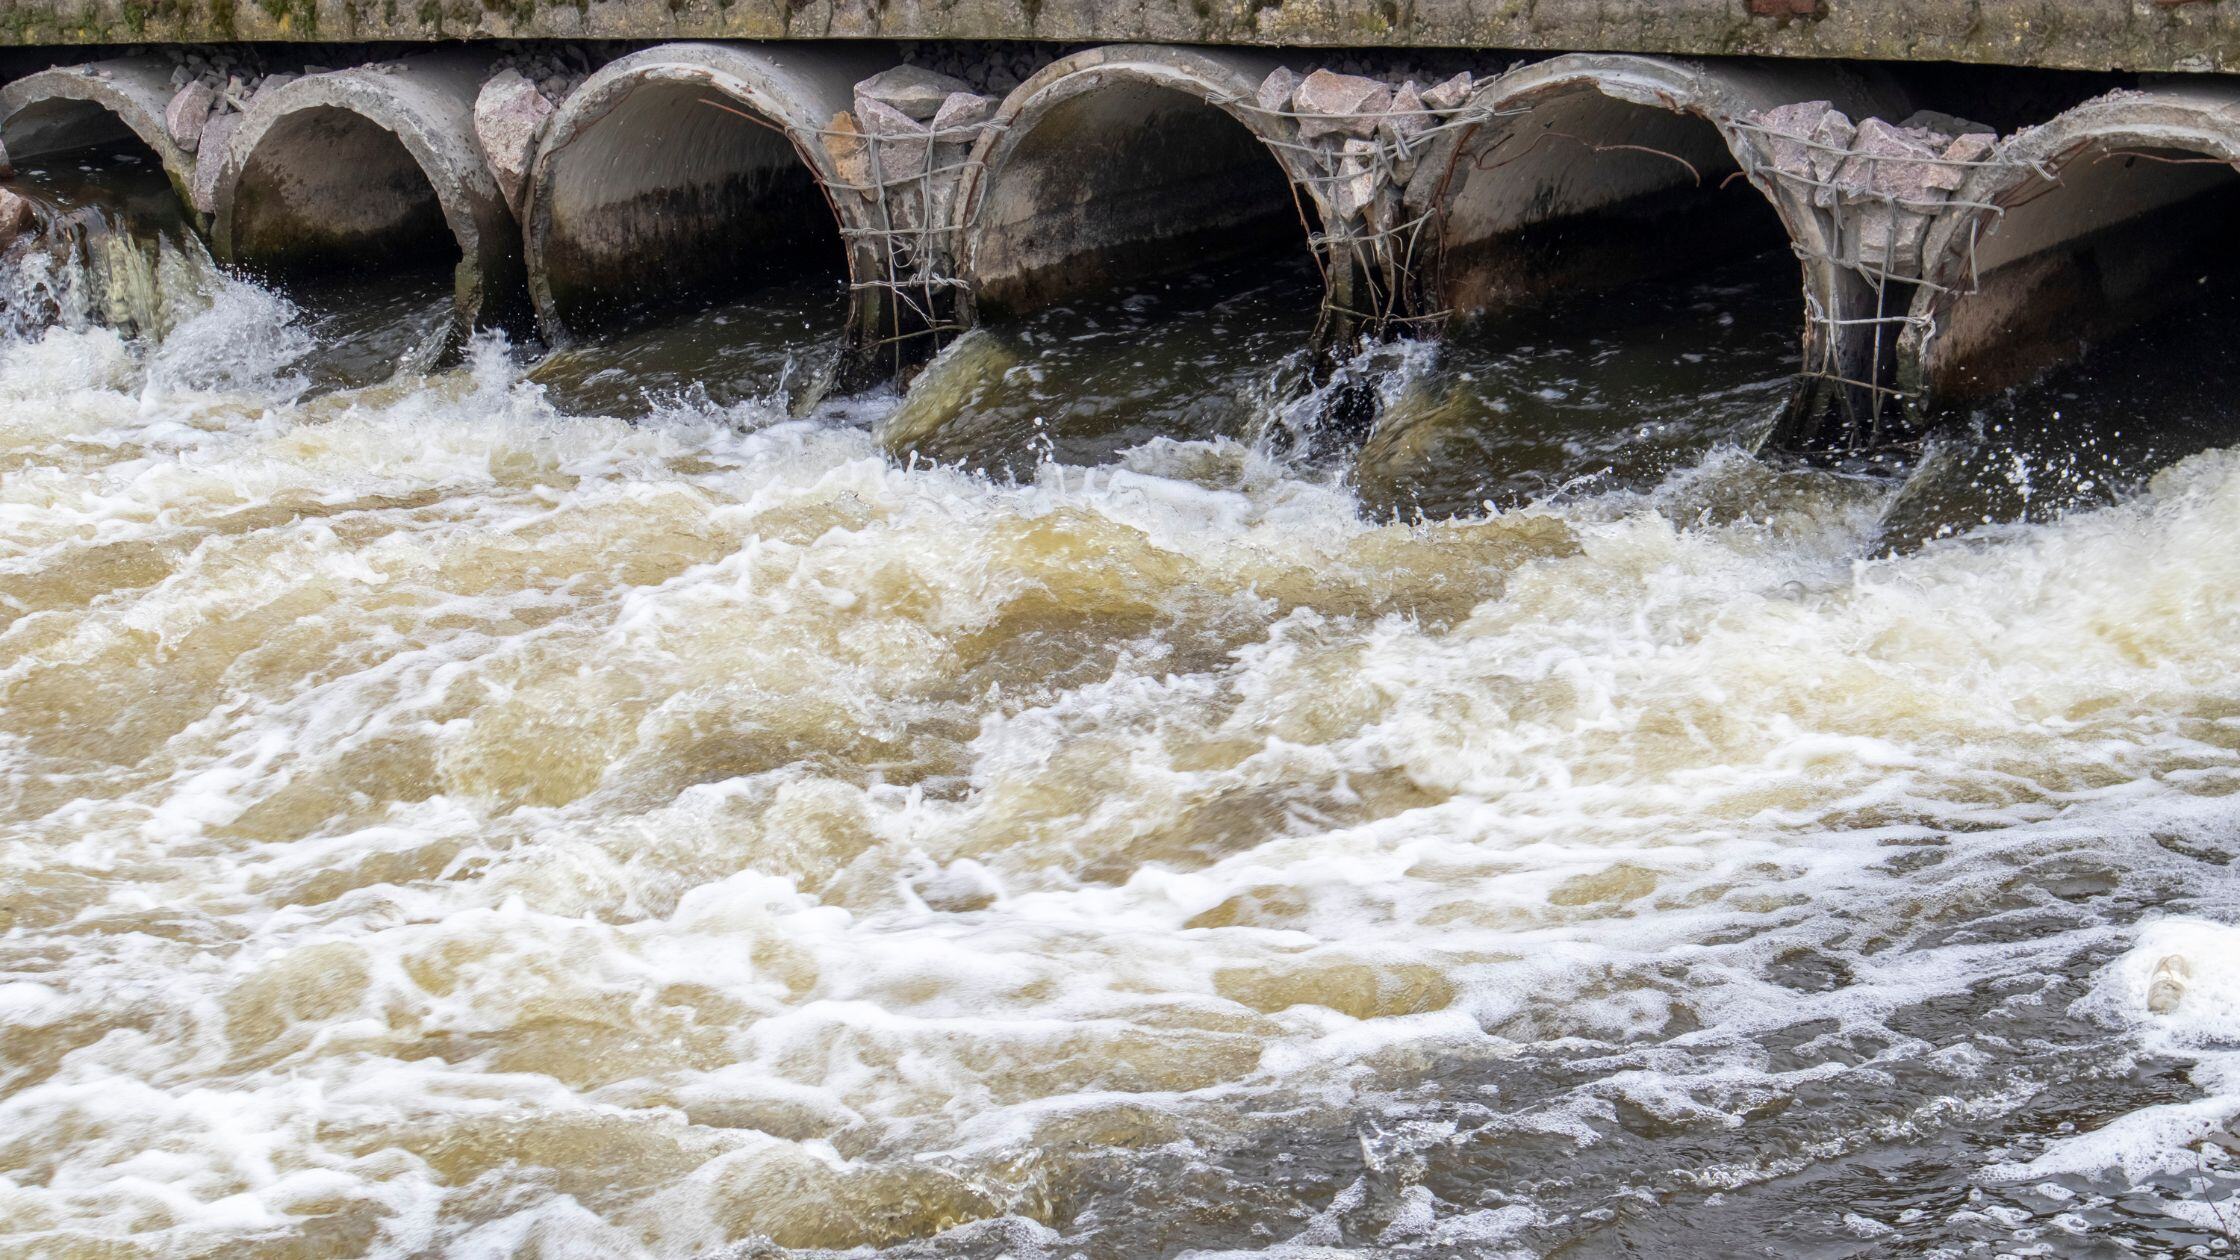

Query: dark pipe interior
971 82 1306 320
1927 144 2240 403
536 80 843 335
1436 94 1786 322
1881 150 2240 546
230 106 456 281
1 98 144 162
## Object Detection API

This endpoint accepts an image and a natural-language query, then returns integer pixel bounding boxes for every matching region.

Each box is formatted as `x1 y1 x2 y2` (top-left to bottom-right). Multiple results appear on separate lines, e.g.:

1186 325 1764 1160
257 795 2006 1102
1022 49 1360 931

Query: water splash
2 165 2240 1259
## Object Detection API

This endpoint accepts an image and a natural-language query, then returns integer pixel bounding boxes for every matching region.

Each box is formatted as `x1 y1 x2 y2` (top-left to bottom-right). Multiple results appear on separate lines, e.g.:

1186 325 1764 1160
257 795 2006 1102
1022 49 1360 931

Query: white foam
1985 916 2240 1191
5 258 2240 1253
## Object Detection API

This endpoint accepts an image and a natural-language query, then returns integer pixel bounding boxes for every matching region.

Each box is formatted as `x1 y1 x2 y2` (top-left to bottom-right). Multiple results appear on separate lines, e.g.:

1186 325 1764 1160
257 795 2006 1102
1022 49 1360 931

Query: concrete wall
6 1 2240 76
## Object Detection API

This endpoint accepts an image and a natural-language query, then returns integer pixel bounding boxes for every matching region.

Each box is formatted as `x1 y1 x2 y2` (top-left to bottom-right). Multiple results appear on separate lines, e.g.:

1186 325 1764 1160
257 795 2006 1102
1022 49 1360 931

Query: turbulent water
7 164 2240 1260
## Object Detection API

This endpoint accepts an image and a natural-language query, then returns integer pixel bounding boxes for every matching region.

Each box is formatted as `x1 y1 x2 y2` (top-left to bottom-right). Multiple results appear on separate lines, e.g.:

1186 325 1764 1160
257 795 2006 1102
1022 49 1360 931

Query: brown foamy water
5 163 2240 1258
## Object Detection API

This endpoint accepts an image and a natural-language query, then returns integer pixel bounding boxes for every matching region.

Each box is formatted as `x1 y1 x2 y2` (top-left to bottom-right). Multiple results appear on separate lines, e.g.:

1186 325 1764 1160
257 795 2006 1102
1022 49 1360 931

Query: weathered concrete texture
0 57 197 209
212 53 523 335
1903 85 2240 410
1428 58 1818 315
523 41 888 361
955 44 1331 323
4 1 2240 77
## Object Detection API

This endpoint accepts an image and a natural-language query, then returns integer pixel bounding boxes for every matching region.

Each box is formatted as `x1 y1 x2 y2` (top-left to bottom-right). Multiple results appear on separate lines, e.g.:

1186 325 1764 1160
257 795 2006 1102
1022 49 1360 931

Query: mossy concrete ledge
7 1 2240 76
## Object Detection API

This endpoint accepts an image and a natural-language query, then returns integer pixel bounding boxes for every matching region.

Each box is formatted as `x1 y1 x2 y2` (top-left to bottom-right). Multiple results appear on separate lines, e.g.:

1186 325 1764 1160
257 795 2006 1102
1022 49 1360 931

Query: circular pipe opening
1881 125 2240 544
3 97 147 163
1434 90 1788 319
899 77 1323 471
228 105 458 283
531 78 846 339
0 97 181 221
1359 87 1802 515
1921 137 2240 404
966 81 1313 321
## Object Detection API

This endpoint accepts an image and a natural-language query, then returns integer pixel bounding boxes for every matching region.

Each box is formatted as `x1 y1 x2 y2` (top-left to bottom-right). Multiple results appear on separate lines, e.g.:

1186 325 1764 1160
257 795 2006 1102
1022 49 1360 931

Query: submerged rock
876 328 1023 459
1353 371 1478 515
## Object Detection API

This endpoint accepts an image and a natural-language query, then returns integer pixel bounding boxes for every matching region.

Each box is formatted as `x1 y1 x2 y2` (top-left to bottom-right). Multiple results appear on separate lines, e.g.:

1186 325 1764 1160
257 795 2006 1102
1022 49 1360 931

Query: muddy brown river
4 155 2240 1258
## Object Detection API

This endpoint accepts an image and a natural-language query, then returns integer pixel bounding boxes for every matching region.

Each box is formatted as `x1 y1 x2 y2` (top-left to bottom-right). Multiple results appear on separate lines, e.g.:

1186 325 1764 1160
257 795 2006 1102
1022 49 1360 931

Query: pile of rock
826 66 1003 310
488 45 592 106
1252 67 1474 226
474 48 594 219
1749 101 1998 274
894 42 1055 96
160 50 302 215
848 64 998 187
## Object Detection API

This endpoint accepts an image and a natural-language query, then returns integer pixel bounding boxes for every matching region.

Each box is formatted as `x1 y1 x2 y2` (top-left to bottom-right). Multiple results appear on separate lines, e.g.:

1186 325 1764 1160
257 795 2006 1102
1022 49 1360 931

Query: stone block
855 94 932 184
165 80 215 149
929 90 993 138
475 69 553 219
854 64 973 122
189 111 239 216
0 186 31 239
1293 69 1391 140
1421 71 1473 113
1256 67 1301 115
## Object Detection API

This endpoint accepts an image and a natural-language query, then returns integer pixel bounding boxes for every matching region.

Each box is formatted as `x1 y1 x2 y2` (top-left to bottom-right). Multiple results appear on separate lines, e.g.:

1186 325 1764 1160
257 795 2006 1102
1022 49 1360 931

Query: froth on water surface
7 173 2240 1260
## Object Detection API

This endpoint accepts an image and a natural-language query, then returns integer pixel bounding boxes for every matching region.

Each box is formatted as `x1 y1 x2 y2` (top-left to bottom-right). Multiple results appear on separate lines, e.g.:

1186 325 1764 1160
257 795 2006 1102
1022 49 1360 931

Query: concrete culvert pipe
953 45 1332 325
0 58 196 210
524 42 889 358
1902 85 2240 411
212 54 522 337
1419 55 1894 342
